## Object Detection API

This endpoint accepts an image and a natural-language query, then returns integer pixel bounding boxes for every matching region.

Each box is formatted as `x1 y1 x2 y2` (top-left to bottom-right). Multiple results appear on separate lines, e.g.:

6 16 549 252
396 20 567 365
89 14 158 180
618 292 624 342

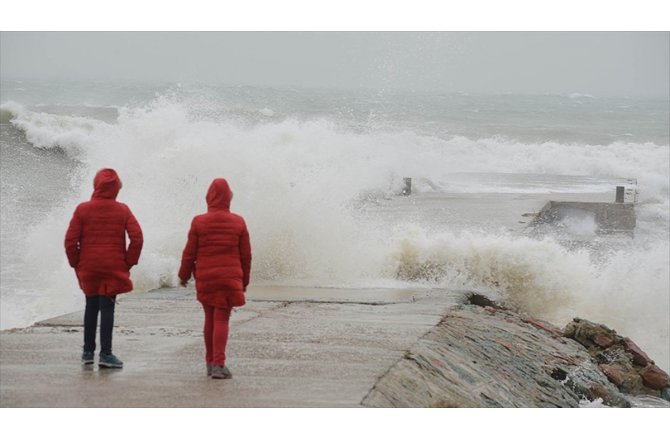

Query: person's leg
83 295 100 353
82 295 99 364
212 306 232 365
210 306 233 379
98 295 123 368
202 304 214 366
99 295 116 355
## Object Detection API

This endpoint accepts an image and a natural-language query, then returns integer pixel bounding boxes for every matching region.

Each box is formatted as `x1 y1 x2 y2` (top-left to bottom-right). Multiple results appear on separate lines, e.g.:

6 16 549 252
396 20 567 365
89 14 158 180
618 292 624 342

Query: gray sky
1 32 668 97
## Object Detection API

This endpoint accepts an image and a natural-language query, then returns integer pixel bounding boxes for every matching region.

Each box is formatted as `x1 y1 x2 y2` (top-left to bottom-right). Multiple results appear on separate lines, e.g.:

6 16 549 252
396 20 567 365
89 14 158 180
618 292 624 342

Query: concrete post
615 186 625 203
402 177 412 196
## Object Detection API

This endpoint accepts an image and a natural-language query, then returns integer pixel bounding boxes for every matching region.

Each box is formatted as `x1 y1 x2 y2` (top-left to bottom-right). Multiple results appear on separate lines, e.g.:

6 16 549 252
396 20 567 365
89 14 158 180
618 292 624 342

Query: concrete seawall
363 302 631 408
0 287 458 407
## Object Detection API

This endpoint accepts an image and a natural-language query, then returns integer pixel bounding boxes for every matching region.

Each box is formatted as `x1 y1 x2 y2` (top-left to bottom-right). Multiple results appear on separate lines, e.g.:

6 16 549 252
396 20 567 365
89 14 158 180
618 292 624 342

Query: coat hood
206 178 232 211
92 168 122 199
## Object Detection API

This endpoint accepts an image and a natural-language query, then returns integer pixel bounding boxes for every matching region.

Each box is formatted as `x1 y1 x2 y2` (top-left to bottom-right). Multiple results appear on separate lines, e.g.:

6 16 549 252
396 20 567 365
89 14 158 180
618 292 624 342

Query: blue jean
83 295 116 354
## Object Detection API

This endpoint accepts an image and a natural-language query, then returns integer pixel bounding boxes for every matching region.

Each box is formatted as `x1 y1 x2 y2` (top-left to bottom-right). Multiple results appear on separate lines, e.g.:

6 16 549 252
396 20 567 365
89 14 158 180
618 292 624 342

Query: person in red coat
178 178 252 379
64 168 143 368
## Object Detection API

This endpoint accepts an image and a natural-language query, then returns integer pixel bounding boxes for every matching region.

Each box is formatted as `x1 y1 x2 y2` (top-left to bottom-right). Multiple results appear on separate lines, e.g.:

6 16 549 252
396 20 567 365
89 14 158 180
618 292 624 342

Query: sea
1 79 668 373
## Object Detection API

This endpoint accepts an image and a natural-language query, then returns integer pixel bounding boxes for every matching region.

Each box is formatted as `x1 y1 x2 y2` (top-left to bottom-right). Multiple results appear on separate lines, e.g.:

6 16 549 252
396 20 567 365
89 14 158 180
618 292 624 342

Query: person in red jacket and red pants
64 168 143 368
179 178 252 379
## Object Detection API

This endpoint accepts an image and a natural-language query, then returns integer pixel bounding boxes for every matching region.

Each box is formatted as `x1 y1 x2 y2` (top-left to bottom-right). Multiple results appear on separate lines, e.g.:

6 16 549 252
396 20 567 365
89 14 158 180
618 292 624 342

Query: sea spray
388 223 669 371
581 241 670 372
389 226 588 322
1 94 668 372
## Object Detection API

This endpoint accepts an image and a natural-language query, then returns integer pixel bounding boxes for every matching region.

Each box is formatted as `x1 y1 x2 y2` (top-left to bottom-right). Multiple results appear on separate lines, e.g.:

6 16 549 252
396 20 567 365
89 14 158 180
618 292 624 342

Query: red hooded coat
64 168 143 296
178 178 251 309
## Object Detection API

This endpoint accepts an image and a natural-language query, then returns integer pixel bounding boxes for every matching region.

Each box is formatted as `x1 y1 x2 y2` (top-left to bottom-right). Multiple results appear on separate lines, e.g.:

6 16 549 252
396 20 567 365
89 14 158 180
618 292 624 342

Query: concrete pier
0 287 458 407
530 201 636 235
362 174 638 236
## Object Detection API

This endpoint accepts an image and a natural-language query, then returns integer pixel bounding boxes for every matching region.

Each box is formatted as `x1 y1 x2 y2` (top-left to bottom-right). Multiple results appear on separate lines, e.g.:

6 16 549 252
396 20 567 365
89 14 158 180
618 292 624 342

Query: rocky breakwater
362 293 670 408
563 318 670 402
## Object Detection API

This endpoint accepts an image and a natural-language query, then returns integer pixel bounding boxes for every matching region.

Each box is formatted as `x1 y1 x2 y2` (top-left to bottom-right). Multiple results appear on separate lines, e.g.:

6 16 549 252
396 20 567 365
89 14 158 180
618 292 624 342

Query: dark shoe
207 363 213 376
99 352 123 369
81 351 94 365
211 365 232 379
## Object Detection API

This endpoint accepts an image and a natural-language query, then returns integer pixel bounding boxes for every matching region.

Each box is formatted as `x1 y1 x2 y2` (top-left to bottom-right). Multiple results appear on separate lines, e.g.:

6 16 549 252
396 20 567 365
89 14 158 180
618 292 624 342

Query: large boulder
563 318 669 399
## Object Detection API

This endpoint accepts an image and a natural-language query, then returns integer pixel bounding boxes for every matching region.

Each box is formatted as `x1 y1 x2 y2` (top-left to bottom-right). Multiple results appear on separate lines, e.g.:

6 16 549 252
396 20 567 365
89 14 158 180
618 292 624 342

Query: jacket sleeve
239 220 252 288
64 207 82 268
178 218 198 282
125 208 144 267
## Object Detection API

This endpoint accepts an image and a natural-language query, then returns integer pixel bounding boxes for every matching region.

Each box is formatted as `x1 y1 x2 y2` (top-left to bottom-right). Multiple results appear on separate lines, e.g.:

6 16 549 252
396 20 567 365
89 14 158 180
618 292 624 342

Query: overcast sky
1 32 668 97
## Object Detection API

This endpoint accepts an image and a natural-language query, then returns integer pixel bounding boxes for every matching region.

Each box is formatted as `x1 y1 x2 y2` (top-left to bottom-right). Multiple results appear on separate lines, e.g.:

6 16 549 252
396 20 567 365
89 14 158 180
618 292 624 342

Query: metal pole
402 177 412 196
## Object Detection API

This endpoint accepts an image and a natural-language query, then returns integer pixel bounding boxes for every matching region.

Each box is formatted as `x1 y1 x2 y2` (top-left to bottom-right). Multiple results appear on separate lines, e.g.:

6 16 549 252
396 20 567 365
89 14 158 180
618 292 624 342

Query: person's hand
180 279 188 288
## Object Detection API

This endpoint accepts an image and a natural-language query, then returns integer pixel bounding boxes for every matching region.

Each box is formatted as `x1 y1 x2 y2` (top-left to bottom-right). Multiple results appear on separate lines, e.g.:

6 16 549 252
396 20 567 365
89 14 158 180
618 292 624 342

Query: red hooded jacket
64 168 143 296
178 178 252 309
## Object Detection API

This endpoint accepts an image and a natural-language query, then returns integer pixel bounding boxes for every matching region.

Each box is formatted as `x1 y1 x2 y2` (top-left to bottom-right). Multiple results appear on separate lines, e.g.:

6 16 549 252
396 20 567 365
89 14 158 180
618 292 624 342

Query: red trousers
202 304 232 366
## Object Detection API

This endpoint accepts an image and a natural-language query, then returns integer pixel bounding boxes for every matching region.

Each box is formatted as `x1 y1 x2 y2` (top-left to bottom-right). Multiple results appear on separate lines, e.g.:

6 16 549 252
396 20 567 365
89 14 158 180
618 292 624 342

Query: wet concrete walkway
0 286 458 407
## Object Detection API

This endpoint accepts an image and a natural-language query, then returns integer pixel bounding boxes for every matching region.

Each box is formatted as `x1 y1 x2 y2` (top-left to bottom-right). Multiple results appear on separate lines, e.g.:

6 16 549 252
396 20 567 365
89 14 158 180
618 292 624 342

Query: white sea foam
388 225 669 370
2 97 668 371
569 93 596 99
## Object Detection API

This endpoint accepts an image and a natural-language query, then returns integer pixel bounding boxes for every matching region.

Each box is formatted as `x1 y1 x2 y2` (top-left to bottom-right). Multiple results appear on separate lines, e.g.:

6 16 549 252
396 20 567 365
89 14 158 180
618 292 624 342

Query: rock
599 364 625 387
553 353 578 366
640 365 670 390
564 317 669 398
495 337 519 354
623 337 652 367
593 334 615 348
522 317 563 336
562 318 617 349
588 383 611 401
583 381 630 407
596 349 648 394
465 292 506 310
